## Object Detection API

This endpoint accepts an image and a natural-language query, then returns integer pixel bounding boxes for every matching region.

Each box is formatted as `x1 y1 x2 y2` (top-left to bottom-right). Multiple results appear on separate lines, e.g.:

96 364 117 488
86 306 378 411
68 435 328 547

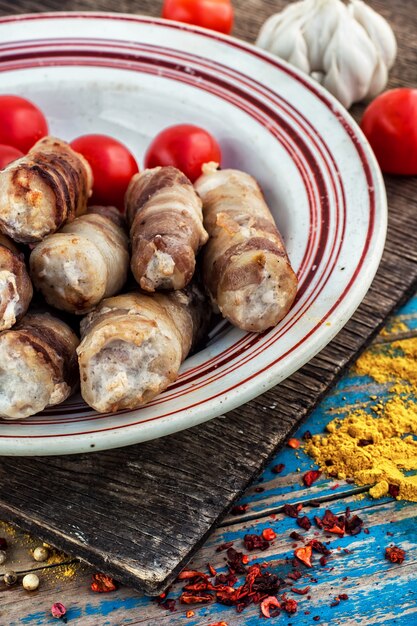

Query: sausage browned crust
30 206 129 314
194 164 298 332
125 166 208 291
0 312 79 419
78 285 210 413
0 136 93 243
0 234 33 331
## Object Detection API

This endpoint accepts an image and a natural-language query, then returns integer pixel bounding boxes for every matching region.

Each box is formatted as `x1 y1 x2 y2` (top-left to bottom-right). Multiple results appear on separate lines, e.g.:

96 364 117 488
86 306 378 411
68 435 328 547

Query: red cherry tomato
361 88 417 176
0 95 48 153
0 144 24 169
162 0 234 34
70 134 139 210
145 124 222 182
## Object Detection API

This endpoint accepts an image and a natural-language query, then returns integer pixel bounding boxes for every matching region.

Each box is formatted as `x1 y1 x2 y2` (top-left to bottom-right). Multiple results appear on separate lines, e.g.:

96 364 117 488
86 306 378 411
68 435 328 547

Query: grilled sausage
0 234 33 331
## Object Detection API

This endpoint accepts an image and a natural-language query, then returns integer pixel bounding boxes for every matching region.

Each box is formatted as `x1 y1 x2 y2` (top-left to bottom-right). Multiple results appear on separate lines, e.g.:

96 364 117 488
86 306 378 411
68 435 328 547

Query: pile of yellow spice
305 333 417 502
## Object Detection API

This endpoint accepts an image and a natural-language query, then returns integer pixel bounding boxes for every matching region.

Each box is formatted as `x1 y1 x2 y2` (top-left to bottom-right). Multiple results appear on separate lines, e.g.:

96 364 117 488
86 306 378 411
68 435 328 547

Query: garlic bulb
256 0 397 109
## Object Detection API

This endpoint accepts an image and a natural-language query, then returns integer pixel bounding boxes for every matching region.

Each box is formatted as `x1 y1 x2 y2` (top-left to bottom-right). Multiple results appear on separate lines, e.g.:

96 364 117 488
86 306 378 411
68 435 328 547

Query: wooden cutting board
0 0 416 597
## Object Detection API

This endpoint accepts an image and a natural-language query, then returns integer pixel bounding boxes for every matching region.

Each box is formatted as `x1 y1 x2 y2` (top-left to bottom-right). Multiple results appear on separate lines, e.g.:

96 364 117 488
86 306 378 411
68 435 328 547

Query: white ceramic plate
0 12 387 456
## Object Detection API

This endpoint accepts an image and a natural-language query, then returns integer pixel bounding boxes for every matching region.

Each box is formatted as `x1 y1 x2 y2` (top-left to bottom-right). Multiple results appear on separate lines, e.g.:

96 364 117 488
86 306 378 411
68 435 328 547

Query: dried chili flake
313 616 321 621
303 430 313 441
177 570 207 581
303 470 321 487
282 598 298 614
289 531 303 541
272 463 285 474
339 593 349 600
288 438 301 449
208 623 229 626
314 515 323 529
216 572 237 587
208 563 217 577
294 545 313 568
297 516 312 531
186 610 195 618
320 510 345 536
389 484 400 498
283 503 301 518
180 591 213 604
319 556 328 566
184 582 210 592
287 571 302 581
260 596 281 618
308 540 331 556
291 586 310 595
243 533 270 552
330 598 340 607
91 574 118 593
385 546 406 564
345 515 364 536
231 504 249 515
227 547 247 574
216 541 234 552
262 528 277 541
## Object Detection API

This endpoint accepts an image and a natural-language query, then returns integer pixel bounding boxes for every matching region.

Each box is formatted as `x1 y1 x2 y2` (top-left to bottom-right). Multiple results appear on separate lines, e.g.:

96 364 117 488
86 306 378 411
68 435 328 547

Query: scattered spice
208 623 228 626
294 545 313 568
282 598 298 614
231 504 249 515
313 616 321 621
262 529 277 541
287 438 301 449
305 338 417 502
308 540 331 556
297 516 312 531
291 586 310 595
208 564 217 577
186 610 195 618
289 531 303 541
91 573 118 593
385 546 406 564
283 503 302 518
216 542 234 553
260 596 281 618
272 464 285 474
303 470 321 487
51 603 67 619
180 591 213 604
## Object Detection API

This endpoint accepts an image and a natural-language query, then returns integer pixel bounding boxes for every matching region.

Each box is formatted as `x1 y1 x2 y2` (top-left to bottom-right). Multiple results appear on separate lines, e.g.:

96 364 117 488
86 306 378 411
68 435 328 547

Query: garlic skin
256 0 397 109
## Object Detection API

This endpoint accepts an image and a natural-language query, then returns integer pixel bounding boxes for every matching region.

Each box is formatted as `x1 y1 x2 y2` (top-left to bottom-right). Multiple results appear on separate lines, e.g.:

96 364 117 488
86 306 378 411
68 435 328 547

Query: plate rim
0 11 387 455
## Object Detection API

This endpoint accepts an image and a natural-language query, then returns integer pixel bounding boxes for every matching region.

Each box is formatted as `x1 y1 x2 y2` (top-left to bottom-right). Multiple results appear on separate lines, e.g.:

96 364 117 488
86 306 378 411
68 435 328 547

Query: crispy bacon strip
0 234 32 331
0 136 93 243
194 164 298 332
125 166 208 291
30 206 129 314
0 312 79 419
77 285 210 413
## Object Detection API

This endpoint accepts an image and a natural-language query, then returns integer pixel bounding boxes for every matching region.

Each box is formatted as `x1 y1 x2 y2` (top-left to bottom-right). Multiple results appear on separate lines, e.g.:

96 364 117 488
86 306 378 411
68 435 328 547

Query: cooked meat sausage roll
30 206 129 314
0 234 33 331
194 164 298 333
125 166 208 291
78 285 210 413
0 136 93 243
0 312 79 419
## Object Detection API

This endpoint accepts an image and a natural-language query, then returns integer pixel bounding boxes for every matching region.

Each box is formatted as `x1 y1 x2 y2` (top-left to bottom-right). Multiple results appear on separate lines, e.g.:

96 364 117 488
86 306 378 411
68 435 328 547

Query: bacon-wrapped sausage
30 206 129 315
0 312 79 419
194 165 298 332
0 136 93 243
125 166 208 291
0 234 33 331
77 285 210 413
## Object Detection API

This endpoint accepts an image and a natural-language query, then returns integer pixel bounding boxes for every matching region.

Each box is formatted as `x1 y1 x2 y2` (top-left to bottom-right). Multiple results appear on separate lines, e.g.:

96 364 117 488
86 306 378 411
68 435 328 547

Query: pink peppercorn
51 603 67 618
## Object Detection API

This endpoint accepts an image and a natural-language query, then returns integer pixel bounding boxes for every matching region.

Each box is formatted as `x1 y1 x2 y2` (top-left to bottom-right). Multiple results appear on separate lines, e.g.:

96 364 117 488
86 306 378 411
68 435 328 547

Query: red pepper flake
231 504 249 515
364 528 370 535
227 547 247 574
289 531 303 541
303 470 321 487
330 598 340 607
177 570 208 581
303 430 313 441
287 570 302 581
287 438 301 449
313 616 321 621
282 598 298 614
314 515 323 529
242 555 249 564
294 545 313 568
308 539 331 556
283 503 301 518
244 533 270 552
208 623 229 626
291 586 310 595
180 592 213 604
272 463 285 474
330 483 340 491
0 537 7 551
262 528 277 541
51 603 67 619
339 593 349 600
345 514 364 536
260 596 281 618
385 546 406 564
297 516 312 531
319 556 328 566
91 574 118 593
207 563 217 577
216 541 234 552
186 610 195 618
389 484 400 498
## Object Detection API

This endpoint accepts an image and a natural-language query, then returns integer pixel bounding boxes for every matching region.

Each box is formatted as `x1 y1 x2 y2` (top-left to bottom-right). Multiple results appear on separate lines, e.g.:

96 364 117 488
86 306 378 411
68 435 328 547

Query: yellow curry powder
305 335 417 502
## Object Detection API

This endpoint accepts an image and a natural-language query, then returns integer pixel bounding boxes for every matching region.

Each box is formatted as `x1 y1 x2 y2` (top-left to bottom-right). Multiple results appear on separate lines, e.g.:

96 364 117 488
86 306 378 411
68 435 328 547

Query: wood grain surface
0 0 415 597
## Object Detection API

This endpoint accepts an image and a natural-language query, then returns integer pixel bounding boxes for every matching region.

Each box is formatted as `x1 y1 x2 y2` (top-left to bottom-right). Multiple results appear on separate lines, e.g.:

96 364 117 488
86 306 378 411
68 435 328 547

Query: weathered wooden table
0 0 416 624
